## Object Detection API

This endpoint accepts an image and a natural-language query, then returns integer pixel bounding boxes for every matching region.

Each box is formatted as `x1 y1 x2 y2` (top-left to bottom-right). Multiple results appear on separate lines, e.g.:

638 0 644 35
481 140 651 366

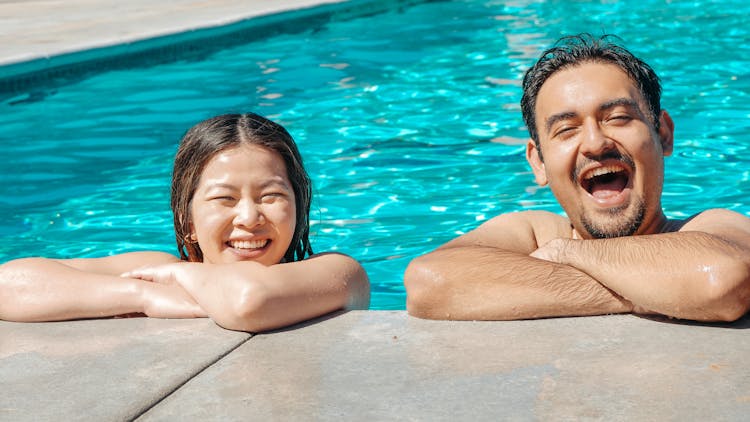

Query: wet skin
526 61 675 239
189 144 297 266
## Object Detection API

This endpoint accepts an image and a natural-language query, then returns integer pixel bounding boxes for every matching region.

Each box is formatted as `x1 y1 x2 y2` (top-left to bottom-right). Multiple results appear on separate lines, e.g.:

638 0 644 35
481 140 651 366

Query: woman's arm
124 253 370 332
0 252 205 322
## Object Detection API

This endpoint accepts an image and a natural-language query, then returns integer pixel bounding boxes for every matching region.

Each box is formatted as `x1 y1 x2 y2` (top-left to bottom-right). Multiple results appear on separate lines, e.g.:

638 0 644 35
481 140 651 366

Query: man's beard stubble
581 198 645 239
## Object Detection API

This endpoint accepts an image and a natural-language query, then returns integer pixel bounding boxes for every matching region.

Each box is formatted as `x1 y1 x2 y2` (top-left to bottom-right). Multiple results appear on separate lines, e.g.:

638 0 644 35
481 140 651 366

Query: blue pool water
1 0 749 309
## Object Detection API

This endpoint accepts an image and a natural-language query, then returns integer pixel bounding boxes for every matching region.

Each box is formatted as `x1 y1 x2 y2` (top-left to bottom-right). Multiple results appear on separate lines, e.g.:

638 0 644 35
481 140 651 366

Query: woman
0 113 370 331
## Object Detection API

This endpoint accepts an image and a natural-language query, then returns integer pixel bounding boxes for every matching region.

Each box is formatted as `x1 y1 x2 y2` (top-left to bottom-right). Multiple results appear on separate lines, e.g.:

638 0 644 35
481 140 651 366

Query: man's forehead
535 62 645 118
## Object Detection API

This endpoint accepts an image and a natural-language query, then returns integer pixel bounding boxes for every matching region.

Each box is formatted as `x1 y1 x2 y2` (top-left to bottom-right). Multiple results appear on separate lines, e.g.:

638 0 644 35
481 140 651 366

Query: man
404 34 750 322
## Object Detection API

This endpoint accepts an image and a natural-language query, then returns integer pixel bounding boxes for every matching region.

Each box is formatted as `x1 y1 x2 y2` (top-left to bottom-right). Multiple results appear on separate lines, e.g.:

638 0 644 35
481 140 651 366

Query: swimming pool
1 0 748 310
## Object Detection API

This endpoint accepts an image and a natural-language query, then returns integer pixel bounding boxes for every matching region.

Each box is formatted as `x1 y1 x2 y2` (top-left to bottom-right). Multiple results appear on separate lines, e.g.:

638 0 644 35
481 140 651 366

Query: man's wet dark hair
520 33 662 159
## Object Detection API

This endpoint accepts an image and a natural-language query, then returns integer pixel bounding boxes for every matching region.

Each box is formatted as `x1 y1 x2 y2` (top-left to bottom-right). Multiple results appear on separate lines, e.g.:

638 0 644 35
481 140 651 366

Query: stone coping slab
0 318 250 421
139 311 750 421
2 312 749 420
0 0 348 67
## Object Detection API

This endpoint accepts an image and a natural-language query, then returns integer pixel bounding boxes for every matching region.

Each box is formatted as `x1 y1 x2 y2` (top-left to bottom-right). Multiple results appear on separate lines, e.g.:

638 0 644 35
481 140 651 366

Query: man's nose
234 200 264 227
580 120 616 157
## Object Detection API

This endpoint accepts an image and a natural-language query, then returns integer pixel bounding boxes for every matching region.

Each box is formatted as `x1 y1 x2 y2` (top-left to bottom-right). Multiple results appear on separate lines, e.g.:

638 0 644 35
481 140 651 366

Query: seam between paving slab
131 333 254 421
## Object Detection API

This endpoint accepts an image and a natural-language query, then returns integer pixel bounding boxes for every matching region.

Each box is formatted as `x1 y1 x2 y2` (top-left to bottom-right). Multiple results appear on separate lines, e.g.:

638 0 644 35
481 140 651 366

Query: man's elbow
404 255 450 320
701 258 750 322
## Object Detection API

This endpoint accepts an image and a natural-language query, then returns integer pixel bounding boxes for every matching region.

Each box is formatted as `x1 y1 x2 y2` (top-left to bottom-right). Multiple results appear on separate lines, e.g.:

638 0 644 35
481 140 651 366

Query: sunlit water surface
1 0 748 309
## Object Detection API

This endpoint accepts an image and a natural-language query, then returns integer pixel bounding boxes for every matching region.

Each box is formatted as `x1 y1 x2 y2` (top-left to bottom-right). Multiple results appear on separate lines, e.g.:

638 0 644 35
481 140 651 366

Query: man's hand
530 238 568 263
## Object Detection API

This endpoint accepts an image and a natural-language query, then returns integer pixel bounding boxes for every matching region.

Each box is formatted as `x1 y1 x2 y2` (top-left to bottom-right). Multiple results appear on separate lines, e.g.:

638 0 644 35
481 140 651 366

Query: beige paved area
3 311 749 420
0 0 347 67
2 2 749 420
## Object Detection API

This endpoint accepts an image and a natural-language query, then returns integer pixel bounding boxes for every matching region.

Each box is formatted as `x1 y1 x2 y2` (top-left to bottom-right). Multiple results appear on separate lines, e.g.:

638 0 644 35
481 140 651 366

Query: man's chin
580 202 645 239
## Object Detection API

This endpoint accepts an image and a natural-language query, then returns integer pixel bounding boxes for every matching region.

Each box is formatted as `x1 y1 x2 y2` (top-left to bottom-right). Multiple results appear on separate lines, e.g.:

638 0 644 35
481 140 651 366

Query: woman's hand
122 262 187 285
122 263 207 319
138 282 207 319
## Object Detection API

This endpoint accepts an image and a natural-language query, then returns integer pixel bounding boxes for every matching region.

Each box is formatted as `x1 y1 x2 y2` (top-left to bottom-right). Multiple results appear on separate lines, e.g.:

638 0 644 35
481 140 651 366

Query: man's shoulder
496 210 571 232
680 208 750 231
475 210 572 249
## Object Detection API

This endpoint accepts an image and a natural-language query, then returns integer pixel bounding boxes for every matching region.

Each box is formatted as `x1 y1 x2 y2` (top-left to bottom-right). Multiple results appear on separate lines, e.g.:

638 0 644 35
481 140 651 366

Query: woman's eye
209 196 235 202
261 192 287 202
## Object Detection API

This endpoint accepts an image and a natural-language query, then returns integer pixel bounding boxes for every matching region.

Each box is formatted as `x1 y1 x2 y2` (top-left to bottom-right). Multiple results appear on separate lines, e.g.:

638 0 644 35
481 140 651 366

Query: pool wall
0 0 431 97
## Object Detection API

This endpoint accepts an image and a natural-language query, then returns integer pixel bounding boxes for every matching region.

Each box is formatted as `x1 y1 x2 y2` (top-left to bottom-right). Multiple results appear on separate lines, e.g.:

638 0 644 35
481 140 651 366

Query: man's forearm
549 232 750 321
405 246 632 320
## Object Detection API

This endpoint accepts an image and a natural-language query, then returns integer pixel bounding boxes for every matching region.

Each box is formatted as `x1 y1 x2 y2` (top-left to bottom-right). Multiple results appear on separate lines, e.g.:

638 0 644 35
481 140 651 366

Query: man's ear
658 110 674 157
526 139 548 186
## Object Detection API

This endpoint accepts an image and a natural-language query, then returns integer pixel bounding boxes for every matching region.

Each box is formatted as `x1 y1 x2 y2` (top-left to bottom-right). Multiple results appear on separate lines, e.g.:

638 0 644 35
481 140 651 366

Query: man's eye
608 115 632 123
554 126 575 138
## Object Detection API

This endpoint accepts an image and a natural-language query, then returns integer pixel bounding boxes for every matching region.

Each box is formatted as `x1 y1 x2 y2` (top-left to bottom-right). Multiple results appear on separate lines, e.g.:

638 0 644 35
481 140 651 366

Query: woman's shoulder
64 251 180 275
297 252 364 269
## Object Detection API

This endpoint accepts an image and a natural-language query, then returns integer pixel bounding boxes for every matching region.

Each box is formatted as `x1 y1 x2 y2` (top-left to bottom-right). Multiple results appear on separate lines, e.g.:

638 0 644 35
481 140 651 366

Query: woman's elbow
345 263 370 310
404 256 448 320
212 283 272 332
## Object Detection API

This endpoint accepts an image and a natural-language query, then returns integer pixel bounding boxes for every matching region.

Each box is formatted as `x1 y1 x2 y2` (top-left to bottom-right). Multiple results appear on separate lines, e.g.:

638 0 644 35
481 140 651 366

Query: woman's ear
658 110 674 157
526 139 548 186
187 222 198 244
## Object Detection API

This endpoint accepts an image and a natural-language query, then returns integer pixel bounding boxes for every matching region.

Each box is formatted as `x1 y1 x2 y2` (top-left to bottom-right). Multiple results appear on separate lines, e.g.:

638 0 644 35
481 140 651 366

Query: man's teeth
230 239 268 249
584 165 624 180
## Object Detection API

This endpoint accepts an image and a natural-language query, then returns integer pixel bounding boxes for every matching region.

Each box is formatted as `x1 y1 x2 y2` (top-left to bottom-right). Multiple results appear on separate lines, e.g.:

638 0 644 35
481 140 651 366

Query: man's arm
404 211 633 320
534 209 750 321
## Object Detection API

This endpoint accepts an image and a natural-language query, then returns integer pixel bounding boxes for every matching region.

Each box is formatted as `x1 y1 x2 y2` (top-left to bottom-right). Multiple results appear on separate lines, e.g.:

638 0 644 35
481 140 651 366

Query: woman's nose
233 200 264 227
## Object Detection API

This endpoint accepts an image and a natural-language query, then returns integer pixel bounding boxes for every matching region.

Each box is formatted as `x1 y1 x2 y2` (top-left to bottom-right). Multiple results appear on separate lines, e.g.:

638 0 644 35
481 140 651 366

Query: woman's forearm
164 255 368 332
0 258 143 322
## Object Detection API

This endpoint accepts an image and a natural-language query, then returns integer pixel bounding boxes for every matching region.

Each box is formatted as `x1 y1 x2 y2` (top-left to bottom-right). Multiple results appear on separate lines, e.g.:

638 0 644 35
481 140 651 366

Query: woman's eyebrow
258 178 292 191
205 182 237 190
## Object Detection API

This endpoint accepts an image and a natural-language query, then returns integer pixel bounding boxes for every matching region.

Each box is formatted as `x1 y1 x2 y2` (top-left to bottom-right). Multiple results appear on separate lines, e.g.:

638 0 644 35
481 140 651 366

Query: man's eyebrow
599 97 643 115
544 111 578 134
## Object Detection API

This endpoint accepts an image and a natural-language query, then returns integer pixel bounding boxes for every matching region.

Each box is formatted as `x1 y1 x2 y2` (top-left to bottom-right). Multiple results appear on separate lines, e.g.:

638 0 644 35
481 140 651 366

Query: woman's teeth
229 239 268 249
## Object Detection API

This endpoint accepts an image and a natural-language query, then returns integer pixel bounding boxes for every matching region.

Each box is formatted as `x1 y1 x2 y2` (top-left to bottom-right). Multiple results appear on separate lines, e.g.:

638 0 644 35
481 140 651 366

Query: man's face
526 61 673 239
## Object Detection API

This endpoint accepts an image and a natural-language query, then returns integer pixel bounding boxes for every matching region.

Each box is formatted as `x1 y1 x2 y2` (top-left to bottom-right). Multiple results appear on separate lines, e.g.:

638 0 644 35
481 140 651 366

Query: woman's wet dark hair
171 113 313 263
520 33 662 160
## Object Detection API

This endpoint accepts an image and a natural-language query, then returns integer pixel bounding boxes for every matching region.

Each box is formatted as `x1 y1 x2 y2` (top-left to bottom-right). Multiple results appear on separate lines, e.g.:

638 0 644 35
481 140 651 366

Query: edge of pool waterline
0 0 420 90
0 0 344 68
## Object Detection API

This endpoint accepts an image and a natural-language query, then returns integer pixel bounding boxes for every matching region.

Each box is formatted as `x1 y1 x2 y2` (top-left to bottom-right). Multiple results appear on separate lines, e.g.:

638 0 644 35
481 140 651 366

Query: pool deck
3 312 750 420
0 0 349 67
2 1 750 420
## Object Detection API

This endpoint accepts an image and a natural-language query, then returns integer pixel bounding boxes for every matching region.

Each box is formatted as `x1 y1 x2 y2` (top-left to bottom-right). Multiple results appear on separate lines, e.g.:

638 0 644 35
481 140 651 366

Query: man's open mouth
580 165 630 199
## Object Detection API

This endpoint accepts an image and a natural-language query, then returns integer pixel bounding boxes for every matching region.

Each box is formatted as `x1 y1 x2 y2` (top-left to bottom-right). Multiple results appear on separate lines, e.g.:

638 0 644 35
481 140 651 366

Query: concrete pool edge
0 0 429 96
3 310 749 420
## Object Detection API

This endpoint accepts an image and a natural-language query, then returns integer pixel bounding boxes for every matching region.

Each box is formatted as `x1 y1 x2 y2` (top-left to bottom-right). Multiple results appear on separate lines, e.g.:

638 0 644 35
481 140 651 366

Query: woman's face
188 144 297 265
